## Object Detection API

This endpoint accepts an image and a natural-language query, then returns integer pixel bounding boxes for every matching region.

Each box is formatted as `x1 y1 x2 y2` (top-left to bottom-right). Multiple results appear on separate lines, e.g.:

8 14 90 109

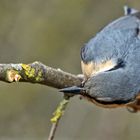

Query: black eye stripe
136 27 140 36
127 7 132 15
106 59 125 72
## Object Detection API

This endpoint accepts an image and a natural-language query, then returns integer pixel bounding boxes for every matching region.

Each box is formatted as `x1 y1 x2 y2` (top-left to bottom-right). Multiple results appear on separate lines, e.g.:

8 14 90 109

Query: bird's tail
59 86 84 94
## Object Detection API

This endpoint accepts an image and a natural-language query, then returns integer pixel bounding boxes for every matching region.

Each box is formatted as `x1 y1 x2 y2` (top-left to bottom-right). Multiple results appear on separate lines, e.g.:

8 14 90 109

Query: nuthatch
60 7 140 109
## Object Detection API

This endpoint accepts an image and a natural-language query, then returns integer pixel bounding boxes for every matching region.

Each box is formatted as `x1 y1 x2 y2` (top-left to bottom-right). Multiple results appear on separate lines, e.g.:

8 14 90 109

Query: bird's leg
77 74 86 87
81 76 88 86
79 80 86 100
77 75 87 100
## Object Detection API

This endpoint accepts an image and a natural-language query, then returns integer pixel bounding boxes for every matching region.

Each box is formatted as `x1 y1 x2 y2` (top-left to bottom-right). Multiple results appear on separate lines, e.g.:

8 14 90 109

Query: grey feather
81 11 140 65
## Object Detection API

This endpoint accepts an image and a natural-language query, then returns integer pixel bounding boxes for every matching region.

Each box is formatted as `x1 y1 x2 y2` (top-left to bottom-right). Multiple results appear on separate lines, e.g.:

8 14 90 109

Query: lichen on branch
0 61 82 89
51 98 70 123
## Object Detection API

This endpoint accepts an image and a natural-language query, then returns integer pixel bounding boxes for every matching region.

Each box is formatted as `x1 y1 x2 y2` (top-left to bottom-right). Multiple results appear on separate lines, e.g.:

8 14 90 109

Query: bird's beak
59 86 83 94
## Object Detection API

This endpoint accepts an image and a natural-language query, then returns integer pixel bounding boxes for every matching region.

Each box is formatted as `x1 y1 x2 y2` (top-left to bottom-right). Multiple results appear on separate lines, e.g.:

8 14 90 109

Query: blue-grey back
81 12 140 65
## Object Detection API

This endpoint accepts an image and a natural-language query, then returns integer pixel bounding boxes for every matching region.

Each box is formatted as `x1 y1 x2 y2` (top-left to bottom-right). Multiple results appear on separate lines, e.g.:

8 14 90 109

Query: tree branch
0 61 83 140
48 98 70 140
0 61 82 88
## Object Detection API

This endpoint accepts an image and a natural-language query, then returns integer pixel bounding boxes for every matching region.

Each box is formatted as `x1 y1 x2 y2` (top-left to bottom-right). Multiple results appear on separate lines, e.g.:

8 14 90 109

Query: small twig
48 119 60 140
48 98 70 140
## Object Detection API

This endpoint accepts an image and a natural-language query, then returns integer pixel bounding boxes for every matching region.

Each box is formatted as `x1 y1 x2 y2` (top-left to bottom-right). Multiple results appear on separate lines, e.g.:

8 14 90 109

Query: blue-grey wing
81 12 140 64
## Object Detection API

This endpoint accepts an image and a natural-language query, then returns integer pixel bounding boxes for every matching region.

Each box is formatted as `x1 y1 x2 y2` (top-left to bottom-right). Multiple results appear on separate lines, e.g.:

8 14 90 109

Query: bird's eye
136 27 140 36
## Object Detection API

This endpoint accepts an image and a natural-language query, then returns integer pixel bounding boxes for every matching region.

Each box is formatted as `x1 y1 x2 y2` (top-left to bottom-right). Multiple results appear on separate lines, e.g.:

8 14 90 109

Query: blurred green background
0 0 140 140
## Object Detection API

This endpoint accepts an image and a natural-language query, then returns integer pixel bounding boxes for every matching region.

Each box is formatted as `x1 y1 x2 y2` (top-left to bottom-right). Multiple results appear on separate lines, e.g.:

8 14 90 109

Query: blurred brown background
0 0 140 140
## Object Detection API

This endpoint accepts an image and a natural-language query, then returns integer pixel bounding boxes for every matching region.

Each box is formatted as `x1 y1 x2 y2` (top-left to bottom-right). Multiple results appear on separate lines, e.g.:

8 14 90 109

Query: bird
60 6 140 110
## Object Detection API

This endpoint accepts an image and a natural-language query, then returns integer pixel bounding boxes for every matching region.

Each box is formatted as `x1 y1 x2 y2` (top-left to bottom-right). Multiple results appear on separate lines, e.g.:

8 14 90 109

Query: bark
0 61 82 88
